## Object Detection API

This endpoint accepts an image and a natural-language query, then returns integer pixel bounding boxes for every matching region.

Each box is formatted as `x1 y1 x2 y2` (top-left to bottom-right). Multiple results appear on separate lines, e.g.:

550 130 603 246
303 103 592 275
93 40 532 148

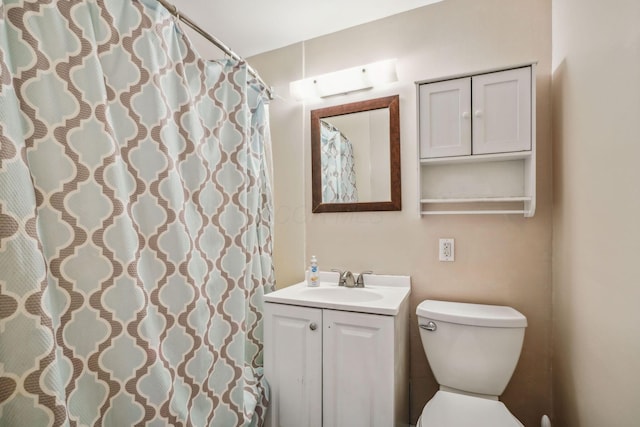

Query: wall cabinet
417 64 536 216
419 77 472 158
264 302 408 427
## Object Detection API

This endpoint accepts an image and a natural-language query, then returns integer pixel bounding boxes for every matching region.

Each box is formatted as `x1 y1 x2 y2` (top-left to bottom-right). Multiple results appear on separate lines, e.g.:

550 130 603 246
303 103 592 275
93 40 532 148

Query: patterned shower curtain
0 0 274 426
320 120 358 203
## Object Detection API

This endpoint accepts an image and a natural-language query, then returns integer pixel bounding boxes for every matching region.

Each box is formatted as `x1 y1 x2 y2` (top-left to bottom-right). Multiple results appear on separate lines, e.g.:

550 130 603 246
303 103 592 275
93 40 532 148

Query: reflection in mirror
311 95 401 213
319 119 359 203
321 109 390 203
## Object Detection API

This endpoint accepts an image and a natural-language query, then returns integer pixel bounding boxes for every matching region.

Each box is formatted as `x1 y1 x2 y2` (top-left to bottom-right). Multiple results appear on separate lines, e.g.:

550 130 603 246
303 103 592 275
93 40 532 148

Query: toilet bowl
416 300 527 427
417 391 523 427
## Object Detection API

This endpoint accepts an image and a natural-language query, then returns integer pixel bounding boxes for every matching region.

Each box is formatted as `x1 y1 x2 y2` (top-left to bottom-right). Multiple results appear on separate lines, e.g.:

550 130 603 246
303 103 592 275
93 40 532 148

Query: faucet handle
356 271 373 288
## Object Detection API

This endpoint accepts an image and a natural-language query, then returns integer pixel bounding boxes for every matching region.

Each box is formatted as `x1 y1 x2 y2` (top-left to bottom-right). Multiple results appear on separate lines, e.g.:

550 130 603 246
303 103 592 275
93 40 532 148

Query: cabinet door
323 310 394 427
264 303 322 427
472 67 531 154
419 77 472 158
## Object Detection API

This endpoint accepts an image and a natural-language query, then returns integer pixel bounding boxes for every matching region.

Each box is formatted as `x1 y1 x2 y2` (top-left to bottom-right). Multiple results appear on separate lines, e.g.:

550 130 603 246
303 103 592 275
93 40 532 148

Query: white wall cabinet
419 77 472 158
417 64 536 216
264 302 408 427
471 67 531 154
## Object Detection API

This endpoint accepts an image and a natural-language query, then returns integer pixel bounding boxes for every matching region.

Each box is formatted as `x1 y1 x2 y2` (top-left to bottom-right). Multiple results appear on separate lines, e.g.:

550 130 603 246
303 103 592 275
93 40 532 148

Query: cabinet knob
474 109 483 118
309 322 318 331
462 112 470 119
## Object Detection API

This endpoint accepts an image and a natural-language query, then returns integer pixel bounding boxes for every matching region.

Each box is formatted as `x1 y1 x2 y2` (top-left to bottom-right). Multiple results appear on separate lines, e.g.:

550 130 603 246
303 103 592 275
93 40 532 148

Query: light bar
290 59 398 100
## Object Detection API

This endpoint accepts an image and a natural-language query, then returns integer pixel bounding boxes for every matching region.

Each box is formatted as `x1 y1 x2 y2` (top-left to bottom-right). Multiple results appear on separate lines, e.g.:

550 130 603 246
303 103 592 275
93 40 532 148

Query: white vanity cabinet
417 63 536 216
322 309 395 427
263 276 410 427
264 304 322 427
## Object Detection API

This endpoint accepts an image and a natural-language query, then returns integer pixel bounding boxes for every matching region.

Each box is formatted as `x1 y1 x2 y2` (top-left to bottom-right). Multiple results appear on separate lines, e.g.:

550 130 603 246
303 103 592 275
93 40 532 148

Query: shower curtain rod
156 0 274 100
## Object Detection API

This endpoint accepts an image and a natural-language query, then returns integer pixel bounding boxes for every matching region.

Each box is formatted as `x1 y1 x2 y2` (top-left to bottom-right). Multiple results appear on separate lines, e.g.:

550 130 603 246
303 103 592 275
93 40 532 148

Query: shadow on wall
551 58 580 427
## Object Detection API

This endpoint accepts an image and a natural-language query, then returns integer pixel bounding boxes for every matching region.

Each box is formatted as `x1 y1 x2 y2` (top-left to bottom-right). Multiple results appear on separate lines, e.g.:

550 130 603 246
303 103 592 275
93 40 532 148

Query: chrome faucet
340 271 356 287
331 269 372 288
331 269 356 287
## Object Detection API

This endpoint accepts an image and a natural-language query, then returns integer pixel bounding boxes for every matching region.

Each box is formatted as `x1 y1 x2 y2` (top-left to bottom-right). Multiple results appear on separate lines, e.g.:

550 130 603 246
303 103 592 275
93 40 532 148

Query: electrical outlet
439 238 455 262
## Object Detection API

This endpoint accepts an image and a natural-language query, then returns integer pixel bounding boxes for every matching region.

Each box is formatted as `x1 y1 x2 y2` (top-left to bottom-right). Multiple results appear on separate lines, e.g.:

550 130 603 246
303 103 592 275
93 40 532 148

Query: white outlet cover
439 238 455 262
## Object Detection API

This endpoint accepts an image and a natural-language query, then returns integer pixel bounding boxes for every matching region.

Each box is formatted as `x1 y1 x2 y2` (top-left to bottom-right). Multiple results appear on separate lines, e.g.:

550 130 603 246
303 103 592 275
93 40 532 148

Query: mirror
311 95 401 213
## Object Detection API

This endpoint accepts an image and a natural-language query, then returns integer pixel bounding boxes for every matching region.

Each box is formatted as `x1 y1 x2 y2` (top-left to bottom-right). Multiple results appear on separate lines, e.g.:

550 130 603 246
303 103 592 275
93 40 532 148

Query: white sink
264 271 410 315
299 286 385 303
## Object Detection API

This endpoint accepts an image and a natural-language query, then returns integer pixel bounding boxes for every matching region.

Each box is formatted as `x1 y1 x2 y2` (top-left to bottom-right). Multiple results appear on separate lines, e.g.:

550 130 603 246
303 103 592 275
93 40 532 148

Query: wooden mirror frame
311 95 401 213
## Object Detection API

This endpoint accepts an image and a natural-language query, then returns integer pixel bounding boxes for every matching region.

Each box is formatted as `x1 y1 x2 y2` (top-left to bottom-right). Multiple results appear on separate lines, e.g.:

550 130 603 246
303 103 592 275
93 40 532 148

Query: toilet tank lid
416 300 527 328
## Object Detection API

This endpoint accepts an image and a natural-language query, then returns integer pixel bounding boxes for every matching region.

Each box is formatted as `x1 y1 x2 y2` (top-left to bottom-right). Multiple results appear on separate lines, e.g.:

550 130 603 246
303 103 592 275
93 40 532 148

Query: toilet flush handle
420 321 437 332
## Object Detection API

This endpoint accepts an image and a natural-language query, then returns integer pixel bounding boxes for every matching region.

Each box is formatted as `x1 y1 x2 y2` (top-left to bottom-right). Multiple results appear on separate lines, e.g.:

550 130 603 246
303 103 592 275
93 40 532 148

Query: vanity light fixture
290 59 398 100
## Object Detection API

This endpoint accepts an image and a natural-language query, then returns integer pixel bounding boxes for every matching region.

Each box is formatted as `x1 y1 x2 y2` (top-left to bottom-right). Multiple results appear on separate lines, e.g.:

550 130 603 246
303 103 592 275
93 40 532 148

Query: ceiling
168 0 443 59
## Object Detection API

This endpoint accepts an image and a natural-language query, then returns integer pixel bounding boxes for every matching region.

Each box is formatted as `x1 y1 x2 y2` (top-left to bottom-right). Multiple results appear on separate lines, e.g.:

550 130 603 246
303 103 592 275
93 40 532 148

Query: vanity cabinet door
264 303 322 427
471 67 531 154
322 310 394 427
419 77 472 158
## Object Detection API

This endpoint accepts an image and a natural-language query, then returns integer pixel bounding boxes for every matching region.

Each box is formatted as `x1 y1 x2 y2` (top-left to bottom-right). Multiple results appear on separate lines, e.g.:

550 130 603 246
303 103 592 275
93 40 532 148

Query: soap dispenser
308 255 319 287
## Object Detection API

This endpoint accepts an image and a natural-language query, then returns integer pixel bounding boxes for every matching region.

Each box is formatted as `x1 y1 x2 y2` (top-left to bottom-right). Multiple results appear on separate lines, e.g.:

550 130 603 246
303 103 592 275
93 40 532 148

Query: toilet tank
416 300 527 397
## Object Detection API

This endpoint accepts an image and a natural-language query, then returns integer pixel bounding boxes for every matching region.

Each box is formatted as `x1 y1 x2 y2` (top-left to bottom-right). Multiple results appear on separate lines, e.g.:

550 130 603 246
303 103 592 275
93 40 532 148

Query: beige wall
250 45 306 286
251 0 552 424
551 0 640 426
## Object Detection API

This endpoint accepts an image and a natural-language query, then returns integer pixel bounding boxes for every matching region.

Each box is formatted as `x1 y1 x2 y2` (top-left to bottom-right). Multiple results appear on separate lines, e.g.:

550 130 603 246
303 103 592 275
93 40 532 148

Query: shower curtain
0 0 274 426
320 121 358 203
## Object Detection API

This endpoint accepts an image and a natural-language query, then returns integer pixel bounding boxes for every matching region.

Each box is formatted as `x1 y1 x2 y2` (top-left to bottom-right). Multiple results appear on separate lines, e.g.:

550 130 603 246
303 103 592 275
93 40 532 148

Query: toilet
416 300 527 427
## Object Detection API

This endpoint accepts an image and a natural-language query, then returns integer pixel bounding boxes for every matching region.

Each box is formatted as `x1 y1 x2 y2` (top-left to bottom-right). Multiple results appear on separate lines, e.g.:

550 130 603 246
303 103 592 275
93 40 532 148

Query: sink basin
299 287 384 303
264 272 411 315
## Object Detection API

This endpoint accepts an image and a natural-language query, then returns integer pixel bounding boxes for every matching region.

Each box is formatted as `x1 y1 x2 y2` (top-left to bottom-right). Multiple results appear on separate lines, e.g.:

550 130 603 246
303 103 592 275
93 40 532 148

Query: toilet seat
418 391 524 427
